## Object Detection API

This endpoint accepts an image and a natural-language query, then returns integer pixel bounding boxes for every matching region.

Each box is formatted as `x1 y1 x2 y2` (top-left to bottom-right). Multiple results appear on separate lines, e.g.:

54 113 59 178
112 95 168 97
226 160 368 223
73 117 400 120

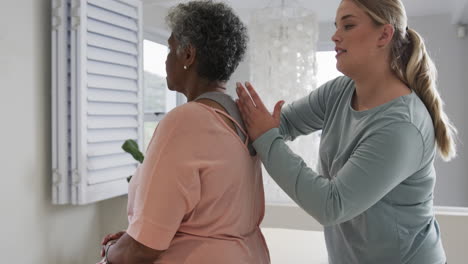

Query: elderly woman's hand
100 231 125 257
236 82 284 141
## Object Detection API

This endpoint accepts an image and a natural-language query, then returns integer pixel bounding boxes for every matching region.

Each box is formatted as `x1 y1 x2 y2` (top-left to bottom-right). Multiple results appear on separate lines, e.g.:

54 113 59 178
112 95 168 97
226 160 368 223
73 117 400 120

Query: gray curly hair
165 0 248 82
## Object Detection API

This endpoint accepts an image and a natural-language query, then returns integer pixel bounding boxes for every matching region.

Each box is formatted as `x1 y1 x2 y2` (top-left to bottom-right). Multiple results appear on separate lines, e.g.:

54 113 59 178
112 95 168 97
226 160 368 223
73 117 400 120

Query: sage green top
253 76 446 264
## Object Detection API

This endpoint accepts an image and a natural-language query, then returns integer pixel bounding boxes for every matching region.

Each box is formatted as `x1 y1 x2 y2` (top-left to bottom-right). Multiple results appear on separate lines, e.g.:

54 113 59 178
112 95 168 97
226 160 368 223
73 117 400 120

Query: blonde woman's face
332 0 385 77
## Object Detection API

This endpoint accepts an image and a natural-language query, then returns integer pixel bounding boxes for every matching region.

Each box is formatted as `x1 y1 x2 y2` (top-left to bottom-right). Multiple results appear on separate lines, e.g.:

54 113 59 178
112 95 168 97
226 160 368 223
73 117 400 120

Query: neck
184 78 227 102
351 64 410 111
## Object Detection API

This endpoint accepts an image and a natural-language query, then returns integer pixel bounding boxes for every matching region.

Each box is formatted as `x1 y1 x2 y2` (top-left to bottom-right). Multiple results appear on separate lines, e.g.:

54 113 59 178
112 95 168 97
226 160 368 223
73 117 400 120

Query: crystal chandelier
250 0 320 205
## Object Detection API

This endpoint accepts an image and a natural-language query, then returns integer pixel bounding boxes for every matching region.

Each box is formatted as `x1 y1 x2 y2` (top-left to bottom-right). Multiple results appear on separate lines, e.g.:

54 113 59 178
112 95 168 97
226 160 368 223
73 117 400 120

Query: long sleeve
253 122 424 226
279 76 351 140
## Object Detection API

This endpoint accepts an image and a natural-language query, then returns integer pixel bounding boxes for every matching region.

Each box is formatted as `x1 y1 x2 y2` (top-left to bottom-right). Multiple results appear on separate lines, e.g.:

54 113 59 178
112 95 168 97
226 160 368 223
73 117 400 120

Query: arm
278 82 329 140
253 122 424 226
236 77 350 141
108 106 201 262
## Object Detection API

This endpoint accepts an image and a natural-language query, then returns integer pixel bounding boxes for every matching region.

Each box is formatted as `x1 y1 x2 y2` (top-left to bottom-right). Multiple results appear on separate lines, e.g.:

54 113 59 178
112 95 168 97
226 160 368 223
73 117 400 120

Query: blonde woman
236 0 456 263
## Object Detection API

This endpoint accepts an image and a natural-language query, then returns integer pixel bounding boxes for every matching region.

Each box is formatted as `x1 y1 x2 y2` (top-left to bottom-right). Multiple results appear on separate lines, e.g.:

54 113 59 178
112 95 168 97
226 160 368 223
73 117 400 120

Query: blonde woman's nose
331 30 341 43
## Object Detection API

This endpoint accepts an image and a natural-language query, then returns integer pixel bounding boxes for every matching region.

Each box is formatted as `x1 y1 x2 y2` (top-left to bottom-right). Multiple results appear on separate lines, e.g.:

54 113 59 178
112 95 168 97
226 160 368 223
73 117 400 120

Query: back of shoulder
382 92 433 131
165 102 205 118
159 103 209 132
372 93 435 155
405 93 435 141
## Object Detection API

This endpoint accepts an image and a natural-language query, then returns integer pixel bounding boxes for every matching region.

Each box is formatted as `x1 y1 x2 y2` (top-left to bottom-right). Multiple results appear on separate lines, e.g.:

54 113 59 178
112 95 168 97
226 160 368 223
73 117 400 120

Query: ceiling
142 0 468 24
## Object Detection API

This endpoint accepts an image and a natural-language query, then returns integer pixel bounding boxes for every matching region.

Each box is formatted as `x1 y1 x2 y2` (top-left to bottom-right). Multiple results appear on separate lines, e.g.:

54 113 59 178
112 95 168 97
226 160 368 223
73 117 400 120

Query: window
316 51 343 87
51 0 144 205
142 40 183 150
262 50 343 206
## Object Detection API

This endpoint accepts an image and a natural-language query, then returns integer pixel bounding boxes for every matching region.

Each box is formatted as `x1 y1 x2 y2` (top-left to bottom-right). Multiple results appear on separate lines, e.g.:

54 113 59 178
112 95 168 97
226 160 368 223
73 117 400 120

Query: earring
183 65 188 70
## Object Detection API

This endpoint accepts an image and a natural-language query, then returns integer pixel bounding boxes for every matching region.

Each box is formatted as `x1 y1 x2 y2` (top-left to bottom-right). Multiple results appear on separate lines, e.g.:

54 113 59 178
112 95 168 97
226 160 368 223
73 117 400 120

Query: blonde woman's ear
377 24 395 48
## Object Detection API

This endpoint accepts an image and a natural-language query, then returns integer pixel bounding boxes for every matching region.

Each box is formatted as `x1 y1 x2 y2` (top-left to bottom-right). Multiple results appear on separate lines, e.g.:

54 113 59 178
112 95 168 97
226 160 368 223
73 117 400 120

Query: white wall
0 1 103 263
261 227 329 264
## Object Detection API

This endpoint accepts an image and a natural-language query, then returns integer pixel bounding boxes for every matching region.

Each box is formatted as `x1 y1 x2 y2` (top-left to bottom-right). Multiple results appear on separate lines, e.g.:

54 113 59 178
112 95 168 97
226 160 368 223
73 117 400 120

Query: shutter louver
52 0 143 205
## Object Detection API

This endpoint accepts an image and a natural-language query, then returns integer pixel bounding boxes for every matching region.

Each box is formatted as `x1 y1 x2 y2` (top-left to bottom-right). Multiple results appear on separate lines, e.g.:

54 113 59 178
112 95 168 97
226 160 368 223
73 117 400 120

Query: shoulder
377 93 434 138
403 93 436 155
364 104 433 166
329 75 354 88
164 102 209 120
154 103 214 140
313 75 354 105
375 121 423 140
147 103 213 152
161 103 211 127
321 75 354 95
367 121 425 164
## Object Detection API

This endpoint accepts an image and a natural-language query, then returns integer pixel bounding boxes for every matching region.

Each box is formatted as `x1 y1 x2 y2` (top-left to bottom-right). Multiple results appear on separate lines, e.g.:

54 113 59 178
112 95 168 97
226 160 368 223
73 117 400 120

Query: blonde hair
351 0 457 161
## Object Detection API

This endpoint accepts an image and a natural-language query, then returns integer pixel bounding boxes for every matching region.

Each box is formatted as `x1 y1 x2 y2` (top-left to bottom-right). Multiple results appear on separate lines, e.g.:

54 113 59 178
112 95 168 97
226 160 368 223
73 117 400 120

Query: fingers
273 100 285 122
235 99 250 126
101 231 125 245
236 82 256 110
114 231 125 238
108 232 124 242
235 81 277 128
100 231 123 257
244 82 267 111
101 234 111 245
237 82 255 107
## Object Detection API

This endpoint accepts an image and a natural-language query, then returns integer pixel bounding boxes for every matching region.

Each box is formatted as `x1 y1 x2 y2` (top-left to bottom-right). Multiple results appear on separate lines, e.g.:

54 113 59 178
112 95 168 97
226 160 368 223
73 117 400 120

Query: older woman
98 1 270 264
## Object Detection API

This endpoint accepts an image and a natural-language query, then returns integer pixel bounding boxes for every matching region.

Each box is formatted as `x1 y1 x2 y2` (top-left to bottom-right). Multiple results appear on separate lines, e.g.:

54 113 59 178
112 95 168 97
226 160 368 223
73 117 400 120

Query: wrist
104 240 116 264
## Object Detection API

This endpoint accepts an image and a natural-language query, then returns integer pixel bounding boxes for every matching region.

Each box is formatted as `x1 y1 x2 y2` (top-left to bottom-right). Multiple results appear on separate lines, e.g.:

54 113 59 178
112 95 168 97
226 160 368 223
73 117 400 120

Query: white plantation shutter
51 0 71 204
52 0 143 205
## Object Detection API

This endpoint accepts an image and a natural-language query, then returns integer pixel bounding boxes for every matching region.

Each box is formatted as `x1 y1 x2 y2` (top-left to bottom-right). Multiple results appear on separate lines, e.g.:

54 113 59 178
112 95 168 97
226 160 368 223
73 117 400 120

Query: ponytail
400 29 457 161
350 0 457 161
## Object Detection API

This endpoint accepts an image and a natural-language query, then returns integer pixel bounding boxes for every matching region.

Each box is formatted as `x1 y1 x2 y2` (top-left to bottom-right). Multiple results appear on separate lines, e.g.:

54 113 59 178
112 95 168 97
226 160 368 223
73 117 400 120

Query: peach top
126 102 270 264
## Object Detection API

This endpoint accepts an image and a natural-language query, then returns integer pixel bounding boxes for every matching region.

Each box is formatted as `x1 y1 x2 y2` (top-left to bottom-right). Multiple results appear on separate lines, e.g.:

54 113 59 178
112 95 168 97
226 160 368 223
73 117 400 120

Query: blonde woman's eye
344 25 354 30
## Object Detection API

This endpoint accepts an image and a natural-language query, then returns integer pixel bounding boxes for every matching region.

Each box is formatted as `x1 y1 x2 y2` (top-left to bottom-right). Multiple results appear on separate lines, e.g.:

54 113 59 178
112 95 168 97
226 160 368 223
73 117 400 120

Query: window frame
142 31 186 147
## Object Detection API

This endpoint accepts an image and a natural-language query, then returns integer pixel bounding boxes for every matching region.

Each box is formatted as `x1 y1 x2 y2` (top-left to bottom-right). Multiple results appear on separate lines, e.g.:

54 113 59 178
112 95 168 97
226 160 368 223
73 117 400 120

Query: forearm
106 233 162 264
253 128 380 226
279 98 323 141
253 128 336 224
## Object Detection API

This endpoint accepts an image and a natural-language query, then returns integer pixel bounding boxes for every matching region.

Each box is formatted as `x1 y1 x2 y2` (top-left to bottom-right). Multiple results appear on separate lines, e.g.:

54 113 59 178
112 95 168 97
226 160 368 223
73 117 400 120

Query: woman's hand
100 231 125 257
236 82 284 141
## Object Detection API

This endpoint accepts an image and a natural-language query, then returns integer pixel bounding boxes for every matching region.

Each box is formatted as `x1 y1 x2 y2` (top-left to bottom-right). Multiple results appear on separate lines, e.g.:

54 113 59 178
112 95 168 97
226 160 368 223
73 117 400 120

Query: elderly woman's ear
182 44 196 70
